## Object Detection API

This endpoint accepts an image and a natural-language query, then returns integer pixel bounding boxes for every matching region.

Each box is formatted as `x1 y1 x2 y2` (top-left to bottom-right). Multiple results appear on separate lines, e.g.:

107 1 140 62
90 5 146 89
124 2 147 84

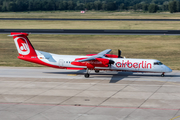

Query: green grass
1 11 180 19
1 20 180 30
0 34 179 70
0 11 179 70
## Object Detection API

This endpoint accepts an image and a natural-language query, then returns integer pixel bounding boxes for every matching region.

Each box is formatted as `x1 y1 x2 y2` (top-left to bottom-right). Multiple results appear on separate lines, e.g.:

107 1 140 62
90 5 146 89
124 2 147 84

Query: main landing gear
85 68 90 78
95 70 99 73
161 72 165 77
84 69 100 78
85 73 90 78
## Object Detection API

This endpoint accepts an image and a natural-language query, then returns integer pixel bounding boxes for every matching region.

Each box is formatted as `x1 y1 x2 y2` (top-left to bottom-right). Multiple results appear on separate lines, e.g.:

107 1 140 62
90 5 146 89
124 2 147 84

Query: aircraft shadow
43 71 180 83
44 70 86 75
110 72 133 83
44 71 133 83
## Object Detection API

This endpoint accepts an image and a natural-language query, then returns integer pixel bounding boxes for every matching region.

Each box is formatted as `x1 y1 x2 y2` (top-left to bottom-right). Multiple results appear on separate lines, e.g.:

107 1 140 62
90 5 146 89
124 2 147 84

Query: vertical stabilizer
10 32 37 57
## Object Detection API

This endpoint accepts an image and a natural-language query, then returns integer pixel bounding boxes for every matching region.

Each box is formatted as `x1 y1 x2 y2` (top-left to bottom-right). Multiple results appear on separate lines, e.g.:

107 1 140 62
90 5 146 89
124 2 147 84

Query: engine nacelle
95 58 115 65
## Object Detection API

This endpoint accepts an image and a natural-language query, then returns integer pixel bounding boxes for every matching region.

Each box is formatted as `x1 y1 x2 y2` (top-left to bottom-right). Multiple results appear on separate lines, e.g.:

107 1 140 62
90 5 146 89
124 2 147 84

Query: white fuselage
36 50 172 73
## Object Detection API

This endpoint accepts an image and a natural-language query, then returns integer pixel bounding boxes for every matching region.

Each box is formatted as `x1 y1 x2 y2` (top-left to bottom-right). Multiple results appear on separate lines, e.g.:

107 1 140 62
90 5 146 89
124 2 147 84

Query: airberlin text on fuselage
116 60 152 69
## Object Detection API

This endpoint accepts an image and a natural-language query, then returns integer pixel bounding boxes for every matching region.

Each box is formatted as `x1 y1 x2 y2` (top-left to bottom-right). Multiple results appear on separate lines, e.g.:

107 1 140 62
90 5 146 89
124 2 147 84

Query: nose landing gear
161 72 165 77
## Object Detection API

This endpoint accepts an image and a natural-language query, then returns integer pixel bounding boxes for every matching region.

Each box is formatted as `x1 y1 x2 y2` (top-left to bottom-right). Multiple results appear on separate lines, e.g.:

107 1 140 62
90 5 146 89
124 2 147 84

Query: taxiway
0 67 180 120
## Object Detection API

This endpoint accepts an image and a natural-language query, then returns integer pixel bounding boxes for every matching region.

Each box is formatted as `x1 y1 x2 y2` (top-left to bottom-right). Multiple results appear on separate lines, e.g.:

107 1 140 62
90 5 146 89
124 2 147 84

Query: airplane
9 32 172 78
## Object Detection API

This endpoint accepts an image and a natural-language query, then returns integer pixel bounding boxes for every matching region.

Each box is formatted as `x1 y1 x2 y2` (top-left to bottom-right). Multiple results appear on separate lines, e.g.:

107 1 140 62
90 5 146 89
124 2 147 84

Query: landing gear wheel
95 70 99 73
161 73 164 77
85 73 90 78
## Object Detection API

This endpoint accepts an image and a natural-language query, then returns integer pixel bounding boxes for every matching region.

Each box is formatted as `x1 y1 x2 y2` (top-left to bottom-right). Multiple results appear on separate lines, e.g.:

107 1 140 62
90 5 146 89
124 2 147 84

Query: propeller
118 49 123 58
109 59 114 68
109 50 115 68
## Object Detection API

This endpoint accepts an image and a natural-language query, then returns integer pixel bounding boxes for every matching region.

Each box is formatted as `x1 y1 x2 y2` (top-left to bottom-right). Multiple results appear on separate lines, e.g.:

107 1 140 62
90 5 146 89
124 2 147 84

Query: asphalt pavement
1 29 180 35
0 67 180 120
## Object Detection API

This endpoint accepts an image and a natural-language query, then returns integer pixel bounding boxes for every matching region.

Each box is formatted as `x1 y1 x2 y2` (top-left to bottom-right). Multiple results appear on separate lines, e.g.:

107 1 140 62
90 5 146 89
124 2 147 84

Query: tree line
0 0 180 13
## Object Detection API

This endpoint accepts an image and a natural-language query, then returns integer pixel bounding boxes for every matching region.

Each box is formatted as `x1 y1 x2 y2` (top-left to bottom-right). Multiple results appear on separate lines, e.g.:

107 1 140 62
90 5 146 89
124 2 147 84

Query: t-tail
9 32 38 62
9 32 60 68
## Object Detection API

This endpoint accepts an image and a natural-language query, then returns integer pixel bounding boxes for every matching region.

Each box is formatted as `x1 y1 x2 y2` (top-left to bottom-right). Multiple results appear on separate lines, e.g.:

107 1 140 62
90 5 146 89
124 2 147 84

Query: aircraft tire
85 73 89 78
161 73 164 77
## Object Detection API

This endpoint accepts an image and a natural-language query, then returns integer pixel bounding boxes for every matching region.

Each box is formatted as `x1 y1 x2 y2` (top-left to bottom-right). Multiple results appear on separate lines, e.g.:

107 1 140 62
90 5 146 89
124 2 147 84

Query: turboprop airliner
9 32 172 78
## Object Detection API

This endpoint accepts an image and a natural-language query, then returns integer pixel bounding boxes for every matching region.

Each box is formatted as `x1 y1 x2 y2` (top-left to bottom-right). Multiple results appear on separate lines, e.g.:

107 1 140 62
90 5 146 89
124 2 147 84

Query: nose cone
165 66 172 73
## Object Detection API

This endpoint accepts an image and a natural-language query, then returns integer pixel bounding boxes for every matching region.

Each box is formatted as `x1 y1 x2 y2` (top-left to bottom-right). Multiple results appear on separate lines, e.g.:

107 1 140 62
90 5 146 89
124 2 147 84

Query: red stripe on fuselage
18 56 85 70
18 56 61 69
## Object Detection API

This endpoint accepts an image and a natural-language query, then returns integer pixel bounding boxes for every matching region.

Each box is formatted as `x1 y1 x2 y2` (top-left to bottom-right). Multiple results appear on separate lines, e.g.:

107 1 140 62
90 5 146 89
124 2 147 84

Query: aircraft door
59 59 64 67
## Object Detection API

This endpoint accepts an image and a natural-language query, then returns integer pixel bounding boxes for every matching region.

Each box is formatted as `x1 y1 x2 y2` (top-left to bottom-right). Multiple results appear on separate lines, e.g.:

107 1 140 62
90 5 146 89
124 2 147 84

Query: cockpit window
154 62 163 65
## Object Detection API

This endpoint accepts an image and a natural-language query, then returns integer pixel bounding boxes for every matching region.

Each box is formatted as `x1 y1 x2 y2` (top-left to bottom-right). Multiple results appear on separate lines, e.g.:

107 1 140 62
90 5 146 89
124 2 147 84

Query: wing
98 49 112 55
78 49 111 62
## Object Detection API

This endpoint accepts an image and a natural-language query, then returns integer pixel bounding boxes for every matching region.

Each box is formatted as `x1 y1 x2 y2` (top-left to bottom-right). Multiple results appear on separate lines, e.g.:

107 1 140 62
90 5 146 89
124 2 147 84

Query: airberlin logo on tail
20 43 28 51
14 37 30 55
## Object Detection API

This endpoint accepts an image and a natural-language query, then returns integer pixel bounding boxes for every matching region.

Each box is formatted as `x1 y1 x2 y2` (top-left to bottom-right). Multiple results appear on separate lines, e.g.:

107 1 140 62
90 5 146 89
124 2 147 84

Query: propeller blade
109 60 115 64
109 59 115 68
118 49 122 58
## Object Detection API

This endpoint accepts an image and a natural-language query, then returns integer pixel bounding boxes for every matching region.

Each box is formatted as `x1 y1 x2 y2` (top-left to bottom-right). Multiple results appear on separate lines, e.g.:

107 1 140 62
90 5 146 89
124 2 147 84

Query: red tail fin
10 32 37 57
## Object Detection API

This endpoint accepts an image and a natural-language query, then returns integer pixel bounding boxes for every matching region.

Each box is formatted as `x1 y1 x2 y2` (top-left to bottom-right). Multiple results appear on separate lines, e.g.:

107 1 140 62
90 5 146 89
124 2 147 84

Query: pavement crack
98 85 129 106
60 80 101 105
138 78 168 109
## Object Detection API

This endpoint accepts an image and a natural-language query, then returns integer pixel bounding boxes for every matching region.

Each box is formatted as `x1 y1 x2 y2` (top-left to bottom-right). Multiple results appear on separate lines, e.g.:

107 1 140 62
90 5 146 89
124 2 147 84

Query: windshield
154 62 163 65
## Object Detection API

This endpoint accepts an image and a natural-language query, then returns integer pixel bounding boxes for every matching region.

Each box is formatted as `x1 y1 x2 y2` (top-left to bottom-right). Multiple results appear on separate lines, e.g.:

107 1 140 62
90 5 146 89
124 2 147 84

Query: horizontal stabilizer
8 33 29 37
